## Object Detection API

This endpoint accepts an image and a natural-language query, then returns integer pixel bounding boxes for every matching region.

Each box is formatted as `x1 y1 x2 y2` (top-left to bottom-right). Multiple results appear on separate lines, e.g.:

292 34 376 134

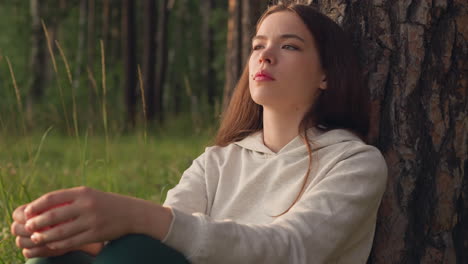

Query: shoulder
314 129 387 173
202 142 244 161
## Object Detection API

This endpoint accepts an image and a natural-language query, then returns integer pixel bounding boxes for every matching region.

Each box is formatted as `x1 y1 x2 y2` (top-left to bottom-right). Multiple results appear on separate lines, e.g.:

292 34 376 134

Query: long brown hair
214 3 370 216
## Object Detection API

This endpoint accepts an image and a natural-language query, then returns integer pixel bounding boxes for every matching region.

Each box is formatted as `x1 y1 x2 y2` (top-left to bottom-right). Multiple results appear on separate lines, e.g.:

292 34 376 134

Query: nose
258 49 274 65
259 57 272 64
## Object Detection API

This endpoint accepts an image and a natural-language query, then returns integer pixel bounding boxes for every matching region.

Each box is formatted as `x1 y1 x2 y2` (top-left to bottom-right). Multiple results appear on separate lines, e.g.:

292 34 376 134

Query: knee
23 251 93 264
94 234 189 264
24 258 51 264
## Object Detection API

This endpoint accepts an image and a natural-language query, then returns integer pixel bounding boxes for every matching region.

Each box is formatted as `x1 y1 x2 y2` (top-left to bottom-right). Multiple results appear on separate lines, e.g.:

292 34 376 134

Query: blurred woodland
0 0 270 134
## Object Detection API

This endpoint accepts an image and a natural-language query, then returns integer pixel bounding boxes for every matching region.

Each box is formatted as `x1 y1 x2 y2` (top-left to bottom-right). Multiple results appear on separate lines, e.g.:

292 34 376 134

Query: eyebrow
252 34 306 43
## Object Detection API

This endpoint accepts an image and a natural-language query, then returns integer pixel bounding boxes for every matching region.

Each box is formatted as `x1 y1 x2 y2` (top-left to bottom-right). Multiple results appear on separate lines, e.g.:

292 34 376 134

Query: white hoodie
162 128 388 264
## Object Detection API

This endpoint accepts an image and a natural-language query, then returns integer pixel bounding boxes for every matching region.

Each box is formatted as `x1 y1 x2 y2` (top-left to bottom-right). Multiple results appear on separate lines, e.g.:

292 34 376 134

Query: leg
93 234 190 264
24 251 94 264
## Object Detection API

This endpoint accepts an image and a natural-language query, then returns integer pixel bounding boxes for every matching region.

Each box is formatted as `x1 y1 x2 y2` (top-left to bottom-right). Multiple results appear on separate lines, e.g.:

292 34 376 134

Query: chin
249 85 283 106
250 95 280 107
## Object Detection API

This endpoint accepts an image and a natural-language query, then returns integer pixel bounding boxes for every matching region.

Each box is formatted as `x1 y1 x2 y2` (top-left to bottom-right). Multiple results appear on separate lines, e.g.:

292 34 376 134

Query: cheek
248 56 257 77
287 62 321 103
290 59 321 87
248 57 258 89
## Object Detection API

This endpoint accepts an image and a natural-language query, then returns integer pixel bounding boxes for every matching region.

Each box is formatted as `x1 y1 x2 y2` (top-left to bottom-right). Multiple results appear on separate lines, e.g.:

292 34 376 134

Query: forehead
256 11 312 41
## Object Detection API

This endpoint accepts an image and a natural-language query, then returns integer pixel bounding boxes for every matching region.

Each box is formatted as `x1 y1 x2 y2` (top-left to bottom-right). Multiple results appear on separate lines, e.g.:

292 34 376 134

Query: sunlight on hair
270 0 314 6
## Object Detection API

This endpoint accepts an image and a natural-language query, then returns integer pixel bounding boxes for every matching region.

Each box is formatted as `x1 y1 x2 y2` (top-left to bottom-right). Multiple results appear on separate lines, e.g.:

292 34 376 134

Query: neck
262 107 308 153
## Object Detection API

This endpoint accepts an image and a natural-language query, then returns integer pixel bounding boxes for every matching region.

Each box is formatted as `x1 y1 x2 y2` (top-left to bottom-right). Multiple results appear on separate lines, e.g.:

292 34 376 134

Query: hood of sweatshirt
233 128 363 156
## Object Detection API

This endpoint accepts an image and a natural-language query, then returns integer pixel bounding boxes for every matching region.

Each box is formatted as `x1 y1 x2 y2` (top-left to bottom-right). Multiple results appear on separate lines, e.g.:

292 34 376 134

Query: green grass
0 127 213 263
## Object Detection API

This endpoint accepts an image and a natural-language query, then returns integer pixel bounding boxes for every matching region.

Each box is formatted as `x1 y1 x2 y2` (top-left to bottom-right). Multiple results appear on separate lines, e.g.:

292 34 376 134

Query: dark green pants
25 234 190 264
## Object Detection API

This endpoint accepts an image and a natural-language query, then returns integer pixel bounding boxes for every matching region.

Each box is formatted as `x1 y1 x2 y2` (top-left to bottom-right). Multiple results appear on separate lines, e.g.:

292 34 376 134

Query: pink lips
254 70 275 81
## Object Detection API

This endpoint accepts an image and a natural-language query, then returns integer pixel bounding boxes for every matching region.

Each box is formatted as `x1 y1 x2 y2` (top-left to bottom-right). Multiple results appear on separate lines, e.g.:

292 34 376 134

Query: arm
136 146 387 264
163 152 208 214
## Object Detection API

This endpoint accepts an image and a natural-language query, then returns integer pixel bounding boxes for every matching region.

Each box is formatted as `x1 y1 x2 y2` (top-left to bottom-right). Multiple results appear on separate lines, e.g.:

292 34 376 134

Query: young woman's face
249 11 326 112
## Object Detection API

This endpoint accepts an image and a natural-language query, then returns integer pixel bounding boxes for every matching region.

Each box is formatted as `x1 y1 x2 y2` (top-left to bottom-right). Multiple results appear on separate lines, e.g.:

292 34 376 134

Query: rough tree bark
309 0 468 263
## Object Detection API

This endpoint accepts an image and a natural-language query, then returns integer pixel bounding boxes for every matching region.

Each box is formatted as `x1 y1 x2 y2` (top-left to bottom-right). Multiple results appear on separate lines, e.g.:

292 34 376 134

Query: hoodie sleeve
163 151 208 215
161 146 388 264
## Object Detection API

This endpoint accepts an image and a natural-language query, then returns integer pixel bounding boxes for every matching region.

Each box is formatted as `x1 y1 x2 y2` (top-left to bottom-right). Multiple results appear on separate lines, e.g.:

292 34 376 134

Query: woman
10 3 387 263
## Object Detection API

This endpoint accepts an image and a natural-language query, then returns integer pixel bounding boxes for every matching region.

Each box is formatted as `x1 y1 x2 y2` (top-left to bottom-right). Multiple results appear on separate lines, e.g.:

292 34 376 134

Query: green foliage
0 1 31 109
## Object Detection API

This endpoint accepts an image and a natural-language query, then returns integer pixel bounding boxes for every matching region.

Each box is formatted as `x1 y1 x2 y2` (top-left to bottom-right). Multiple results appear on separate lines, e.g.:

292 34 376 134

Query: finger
25 203 79 233
11 222 32 236
46 229 93 251
22 246 69 259
30 217 87 245
12 204 28 223
25 186 89 219
16 236 44 249
23 247 49 259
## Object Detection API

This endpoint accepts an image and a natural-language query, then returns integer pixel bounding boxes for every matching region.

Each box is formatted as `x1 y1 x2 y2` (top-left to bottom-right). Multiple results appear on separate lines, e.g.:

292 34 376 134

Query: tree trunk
201 0 216 105
153 0 169 123
223 0 268 109
223 0 242 110
86 0 97 128
241 0 266 65
143 0 156 122
122 0 137 128
73 0 86 92
110 2 122 71
27 0 46 121
170 1 185 116
102 0 110 49
312 1 468 263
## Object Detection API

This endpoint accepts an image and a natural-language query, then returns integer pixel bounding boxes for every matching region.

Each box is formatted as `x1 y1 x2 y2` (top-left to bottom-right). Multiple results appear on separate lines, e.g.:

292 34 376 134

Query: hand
10 204 78 258
22 186 136 252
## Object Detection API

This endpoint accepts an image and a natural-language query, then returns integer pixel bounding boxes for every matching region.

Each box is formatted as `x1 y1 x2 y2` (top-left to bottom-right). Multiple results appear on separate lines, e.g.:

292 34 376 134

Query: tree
142 0 156 122
122 0 137 127
223 0 242 110
72 0 87 93
310 1 467 263
153 0 169 123
201 0 216 105
223 0 269 109
28 0 46 114
85 0 97 125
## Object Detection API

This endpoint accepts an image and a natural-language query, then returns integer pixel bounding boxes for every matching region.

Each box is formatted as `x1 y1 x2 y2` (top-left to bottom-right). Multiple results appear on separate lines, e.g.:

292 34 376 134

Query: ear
319 74 327 91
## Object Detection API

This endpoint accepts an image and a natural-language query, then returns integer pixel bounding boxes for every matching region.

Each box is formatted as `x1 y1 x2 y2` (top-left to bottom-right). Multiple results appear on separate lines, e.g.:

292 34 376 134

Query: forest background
0 0 467 263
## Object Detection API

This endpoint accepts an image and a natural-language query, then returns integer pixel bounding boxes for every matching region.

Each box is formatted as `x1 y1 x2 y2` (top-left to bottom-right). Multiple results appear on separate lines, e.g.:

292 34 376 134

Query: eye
252 44 264 50
282 45 299 51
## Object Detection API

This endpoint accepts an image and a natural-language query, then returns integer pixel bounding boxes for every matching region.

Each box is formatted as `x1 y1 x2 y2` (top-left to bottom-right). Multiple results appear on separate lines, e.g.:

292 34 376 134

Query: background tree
72 0 87 95
142 0 156 122
153 0 169 123
1 0 227 133
85 0 97 124
122 0 137 128
307 0 468 263
223 0 242 109
27 0 46 121
201 0 216 105
223 0 270 109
